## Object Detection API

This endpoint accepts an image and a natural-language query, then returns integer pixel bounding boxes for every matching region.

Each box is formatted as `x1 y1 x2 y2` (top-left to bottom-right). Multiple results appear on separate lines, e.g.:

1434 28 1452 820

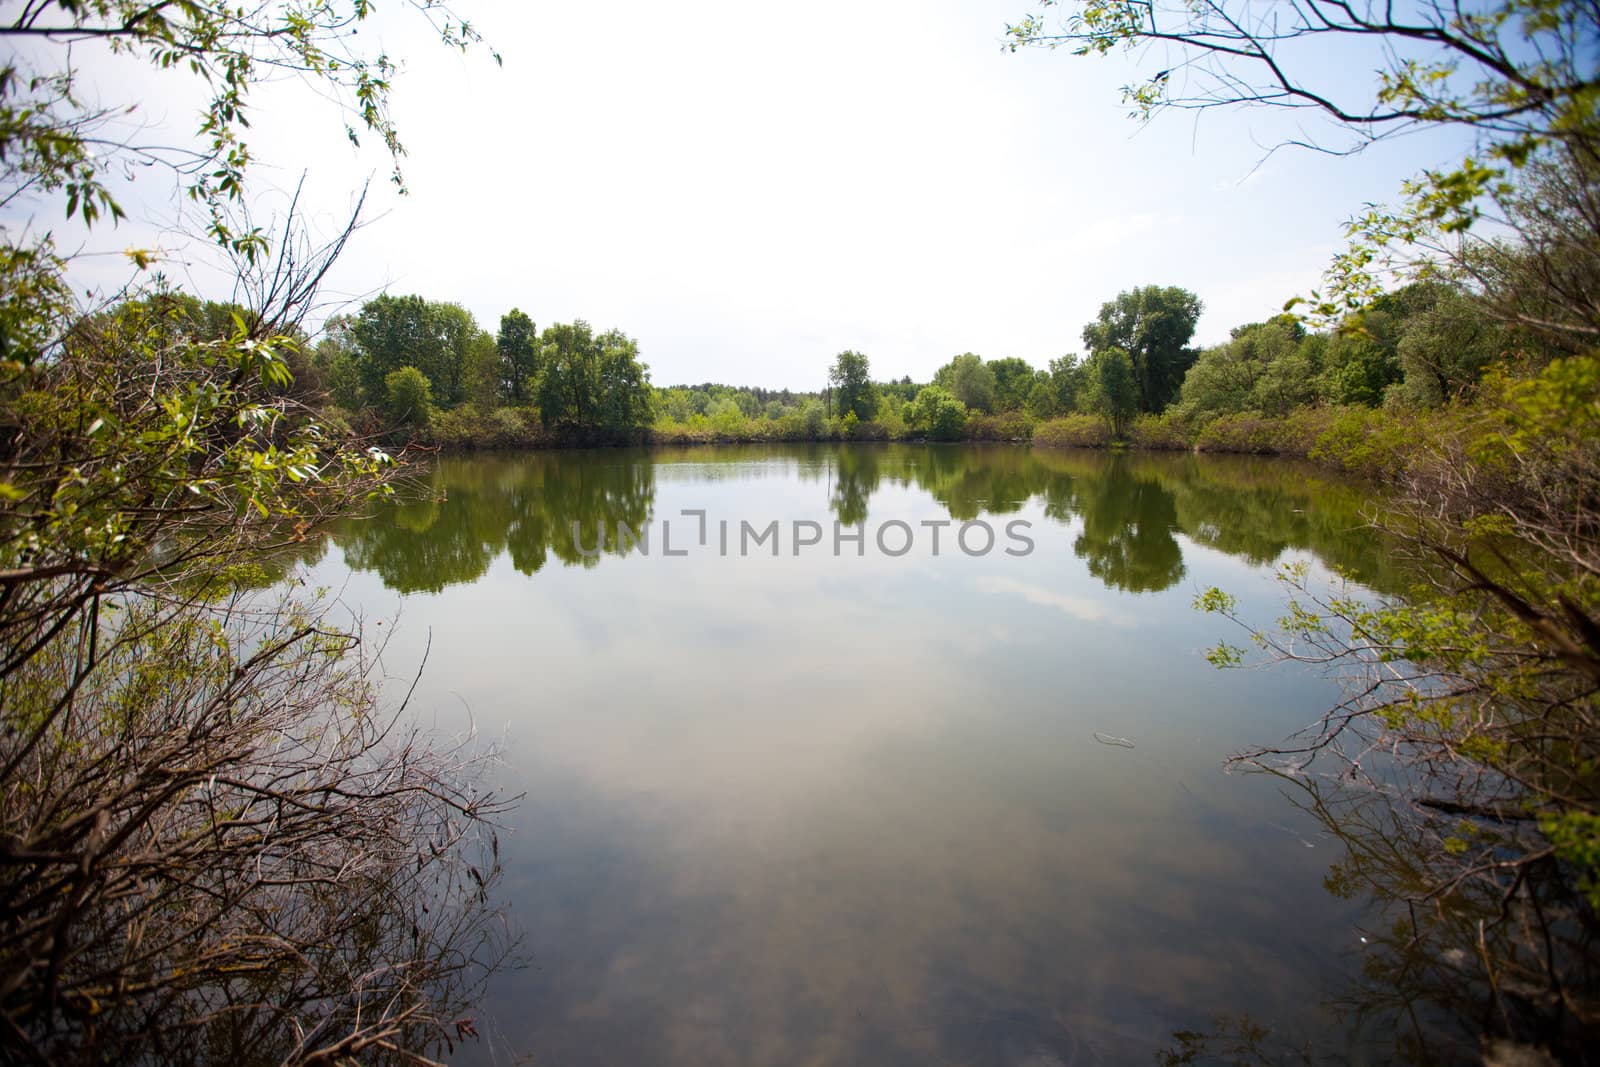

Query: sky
25 0 1481 390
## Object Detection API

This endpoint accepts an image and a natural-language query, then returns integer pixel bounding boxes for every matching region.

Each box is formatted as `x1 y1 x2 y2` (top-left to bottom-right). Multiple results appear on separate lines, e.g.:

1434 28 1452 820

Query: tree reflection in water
1160 769 1598 1064
320 444 1584 1062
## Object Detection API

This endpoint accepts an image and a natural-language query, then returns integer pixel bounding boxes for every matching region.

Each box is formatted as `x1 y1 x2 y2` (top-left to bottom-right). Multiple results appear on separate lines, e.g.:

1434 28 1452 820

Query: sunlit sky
33 0 1477 389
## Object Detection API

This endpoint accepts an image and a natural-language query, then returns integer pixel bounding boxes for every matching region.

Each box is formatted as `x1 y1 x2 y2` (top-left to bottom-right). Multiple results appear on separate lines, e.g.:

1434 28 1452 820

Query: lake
297 444 1432 1065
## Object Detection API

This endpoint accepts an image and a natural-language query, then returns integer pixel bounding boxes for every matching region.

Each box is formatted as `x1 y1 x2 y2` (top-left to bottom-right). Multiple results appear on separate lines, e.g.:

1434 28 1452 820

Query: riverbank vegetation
1009 0 1600 1057
0 3 513 1062
312 270 1548 466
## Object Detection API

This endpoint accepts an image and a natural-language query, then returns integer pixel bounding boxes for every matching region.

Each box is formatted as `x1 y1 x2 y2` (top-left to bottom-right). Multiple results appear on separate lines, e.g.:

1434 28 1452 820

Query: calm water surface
301 445 1419 1065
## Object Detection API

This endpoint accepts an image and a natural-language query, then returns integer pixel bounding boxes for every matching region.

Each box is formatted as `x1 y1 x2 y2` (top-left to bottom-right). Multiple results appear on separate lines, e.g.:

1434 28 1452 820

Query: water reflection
1169 769 1600 1065
335 450 656 593
294 444 1453 1065
329 444 1397 597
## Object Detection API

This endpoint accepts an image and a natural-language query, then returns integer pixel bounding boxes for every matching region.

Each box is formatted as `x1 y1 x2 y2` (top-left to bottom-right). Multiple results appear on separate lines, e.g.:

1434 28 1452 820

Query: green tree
384 365 434 426
538 321 653 439
828 350 879 420
497 308 539 403
1082 286 1201 413
595 328 654 436
314 315 364 409
987 356 1037 411
934 352 996 412
800 398 828 437
1393 286 1508 407
1047 354 1086 413
349 294 490 408
909 384 969 440
1085 346 1138 436
538 320 599 432
1026 378 1059 419
1177 316 1314 420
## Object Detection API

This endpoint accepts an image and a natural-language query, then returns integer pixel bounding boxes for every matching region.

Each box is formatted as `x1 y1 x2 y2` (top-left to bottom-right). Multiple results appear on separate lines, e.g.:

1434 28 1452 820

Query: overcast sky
38 0 1477 389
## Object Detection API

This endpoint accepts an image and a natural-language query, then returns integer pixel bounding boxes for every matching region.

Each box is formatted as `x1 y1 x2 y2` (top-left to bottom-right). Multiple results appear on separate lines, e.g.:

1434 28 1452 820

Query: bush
1032 414 1113 448
909 385 969 441
427 403 487 448
1192 412 1283 454
383 365 433 426
488 407 534 447
964 411 1035 441
1307 406 1427 479
1128 413 1192 450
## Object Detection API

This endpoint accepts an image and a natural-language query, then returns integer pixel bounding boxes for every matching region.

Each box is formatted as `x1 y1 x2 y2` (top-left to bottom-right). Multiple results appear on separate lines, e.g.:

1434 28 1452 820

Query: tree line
309 272 1531 451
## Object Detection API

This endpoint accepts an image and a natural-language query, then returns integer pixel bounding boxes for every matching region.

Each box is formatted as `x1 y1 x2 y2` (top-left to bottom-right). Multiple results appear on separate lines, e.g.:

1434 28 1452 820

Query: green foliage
986 356 1037 411
935 352 997 413
1541 812 1600 912
318 338 364 410
0 1 493 255
1128 412 1192 450
1082 286 1201 413
497 308 539 403
535 321 654 440
349 294 491 408
326 273 1530 455
1046 354 1086 414
964 410 1035 441
1009 0 1600 331
1084 346 1138 436
1392 286 1508 406
384 365 434 426
1032 413 1113 448
828 350 879 420
1178 317 1316 420
428 404 543 450
908 384 969 440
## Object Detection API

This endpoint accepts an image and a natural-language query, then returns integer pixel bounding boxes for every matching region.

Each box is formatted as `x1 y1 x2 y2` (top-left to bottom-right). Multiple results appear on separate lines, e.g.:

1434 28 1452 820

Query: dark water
298 444 1425 1065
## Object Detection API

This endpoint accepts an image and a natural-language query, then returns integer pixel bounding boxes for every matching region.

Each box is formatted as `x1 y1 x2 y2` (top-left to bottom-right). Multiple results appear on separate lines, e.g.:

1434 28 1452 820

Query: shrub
964 411 1035 441
1192 412 1283 454
427 403 486 448
383 365 433 426
1032 414 1113 448
1128 413 1192 450
489 407 533 447
909 385 969 441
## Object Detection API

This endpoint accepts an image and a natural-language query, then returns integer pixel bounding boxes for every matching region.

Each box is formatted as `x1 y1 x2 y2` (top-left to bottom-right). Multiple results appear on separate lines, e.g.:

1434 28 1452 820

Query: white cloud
975 576 1134 627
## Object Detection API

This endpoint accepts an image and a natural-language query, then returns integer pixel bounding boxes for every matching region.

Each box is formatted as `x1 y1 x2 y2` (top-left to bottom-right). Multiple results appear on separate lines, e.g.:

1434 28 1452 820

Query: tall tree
431 301 486 406
1081 286 1201 413
828 350 879 420
537 320 599 432
349 295 489 408
595 329 654 436
934 353 996 413
538 321 654 438
497 308 538 403
1046 354 1085 413
987 356 1037 411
